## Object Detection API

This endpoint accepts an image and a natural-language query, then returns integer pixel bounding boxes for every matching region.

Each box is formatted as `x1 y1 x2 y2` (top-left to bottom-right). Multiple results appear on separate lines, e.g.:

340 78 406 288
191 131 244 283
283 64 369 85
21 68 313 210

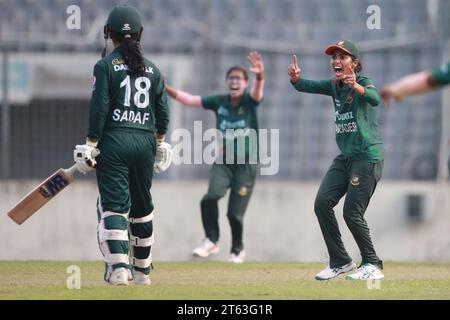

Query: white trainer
315 261 356 281
192 238 219 258
108 267 130 286
345 263 384 280
228 251 246 264
133 270 151 286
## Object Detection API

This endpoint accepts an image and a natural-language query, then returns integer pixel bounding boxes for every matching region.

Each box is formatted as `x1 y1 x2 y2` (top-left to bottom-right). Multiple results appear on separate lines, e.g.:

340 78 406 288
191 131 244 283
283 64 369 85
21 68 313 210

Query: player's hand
288 54 301 83
380 86 402 107
341 64 356 88
247 51 264 78
74 142 100 174
154 138 173 174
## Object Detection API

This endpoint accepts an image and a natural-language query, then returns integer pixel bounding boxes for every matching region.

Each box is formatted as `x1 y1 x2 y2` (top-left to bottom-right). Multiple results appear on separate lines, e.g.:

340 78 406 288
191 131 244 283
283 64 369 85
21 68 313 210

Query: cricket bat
7 164 79 225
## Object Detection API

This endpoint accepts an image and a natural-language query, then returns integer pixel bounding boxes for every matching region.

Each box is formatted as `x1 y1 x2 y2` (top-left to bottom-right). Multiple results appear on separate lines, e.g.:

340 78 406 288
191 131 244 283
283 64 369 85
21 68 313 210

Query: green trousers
314 156 383 269
96 130 156 276
200 163 257 254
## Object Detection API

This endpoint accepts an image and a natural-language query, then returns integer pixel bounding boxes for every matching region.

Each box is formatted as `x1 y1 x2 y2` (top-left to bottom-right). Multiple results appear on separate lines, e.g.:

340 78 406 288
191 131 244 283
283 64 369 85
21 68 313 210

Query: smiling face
226 69 249 99
330 49 358 79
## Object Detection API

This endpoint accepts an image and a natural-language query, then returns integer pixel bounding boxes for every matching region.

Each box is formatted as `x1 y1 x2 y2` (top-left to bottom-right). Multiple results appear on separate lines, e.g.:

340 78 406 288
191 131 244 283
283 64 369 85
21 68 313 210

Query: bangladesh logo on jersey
350 175 360 186
345 93 354 105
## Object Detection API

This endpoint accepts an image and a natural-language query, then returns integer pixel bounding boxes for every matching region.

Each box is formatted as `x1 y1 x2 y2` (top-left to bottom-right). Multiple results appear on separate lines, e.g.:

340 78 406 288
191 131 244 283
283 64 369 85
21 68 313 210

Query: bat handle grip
65 164 79 177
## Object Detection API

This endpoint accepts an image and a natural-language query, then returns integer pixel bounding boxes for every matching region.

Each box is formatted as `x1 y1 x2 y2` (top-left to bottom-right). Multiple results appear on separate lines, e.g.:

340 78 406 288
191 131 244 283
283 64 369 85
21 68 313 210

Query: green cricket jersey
88 47 169 140
431 61 450 86
292 75 384 162
201 92 260 163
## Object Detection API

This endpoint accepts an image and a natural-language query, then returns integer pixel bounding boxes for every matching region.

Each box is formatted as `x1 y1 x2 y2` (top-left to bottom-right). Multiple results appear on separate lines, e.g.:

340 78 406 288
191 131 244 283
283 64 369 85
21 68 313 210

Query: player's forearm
165 84 202 107
351 83 366 96
387 71 435 98
362 87 380 106
292 78 332 96
250 73 265 102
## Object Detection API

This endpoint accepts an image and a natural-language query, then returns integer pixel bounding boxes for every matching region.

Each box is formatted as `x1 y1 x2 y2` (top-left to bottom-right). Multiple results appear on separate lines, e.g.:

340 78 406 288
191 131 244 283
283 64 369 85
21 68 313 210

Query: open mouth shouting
229 83 243 97
333 65 344 78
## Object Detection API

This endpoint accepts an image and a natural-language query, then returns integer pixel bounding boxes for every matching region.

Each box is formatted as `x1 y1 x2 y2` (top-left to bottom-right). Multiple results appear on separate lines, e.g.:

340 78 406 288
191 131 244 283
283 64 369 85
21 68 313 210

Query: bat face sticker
39 174 70 198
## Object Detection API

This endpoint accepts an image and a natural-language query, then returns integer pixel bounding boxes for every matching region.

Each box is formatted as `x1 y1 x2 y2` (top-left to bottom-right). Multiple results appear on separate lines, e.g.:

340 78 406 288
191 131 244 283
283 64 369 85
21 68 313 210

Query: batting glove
154 139 173 174
74 140 100 175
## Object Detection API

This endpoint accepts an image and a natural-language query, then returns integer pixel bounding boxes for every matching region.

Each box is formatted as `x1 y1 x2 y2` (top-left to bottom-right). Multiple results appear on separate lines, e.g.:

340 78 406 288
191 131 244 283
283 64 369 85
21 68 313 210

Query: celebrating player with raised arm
73 5 171 286
380 61 450 176
288 41 385 280
165 52 265 263
380 61 450 104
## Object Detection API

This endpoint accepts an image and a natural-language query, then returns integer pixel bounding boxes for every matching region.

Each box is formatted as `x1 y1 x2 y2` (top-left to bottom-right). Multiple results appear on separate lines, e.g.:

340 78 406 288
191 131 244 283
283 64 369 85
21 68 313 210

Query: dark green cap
325 40 359 59
107 4 142 34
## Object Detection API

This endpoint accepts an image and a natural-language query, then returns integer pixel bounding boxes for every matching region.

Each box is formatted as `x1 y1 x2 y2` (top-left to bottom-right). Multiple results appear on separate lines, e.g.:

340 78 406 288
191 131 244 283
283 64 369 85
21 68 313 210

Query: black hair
353 58 363 73
226 65 249 81
110 31 145 76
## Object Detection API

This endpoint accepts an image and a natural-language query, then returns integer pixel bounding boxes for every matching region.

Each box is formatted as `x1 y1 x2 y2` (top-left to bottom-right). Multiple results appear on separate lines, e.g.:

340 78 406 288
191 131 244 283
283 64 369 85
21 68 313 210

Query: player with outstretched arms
288 41 385 280
381 60 450 176
73 4 171 286
165 52 264 263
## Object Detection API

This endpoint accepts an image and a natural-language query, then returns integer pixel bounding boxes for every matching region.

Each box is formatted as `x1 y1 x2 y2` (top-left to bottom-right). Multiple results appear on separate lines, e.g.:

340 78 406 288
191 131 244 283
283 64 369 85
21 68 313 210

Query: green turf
0 261 449 300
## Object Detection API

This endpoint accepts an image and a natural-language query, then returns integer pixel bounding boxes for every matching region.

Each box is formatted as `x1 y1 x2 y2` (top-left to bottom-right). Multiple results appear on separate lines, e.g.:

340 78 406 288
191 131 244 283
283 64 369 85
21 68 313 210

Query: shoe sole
315 264 357 281
109 281 129 286
192 248 219 258
345 275 384 281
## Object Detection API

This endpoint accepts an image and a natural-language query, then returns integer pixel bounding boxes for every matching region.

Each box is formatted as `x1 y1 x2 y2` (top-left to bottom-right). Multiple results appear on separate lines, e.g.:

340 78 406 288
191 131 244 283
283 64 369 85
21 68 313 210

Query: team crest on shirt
238 186 248 196
345 93 354 105
350 175 360 186
238 106 245 115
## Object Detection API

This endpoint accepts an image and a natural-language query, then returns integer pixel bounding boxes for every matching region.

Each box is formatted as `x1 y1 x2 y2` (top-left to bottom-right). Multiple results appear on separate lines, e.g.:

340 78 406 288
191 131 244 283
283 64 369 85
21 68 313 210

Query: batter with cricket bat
73 4 171 286
288 40 385 280
165 52 265 263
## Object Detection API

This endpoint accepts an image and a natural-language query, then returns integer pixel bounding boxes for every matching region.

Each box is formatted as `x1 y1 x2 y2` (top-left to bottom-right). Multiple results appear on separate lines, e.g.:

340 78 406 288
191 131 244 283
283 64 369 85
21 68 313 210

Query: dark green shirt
201 92 260 163
88 47 169 140
292 75 384 162
431 61 450 86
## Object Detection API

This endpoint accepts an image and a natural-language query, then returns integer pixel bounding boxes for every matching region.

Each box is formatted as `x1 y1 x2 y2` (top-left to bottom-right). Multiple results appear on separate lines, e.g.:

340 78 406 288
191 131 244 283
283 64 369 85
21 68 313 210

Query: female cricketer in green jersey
288 40 385 280
165 52 265 263
73 5 171 286
381 61 450 177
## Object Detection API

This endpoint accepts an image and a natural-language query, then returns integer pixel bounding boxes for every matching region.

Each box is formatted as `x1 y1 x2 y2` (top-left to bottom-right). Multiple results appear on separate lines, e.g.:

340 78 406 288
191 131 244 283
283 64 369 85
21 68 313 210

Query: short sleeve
201 95 220 111
244 92 261 107
431 62 450 86
358 76 380 107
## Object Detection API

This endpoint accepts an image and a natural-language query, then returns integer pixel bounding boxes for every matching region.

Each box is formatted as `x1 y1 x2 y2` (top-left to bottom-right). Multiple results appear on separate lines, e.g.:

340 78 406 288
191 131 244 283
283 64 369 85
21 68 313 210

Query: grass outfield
0 261 449 300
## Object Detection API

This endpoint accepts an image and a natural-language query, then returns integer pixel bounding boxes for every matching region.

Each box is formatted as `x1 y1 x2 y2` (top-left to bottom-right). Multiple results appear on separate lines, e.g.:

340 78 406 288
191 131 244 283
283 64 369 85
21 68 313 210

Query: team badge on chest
345 93 354 105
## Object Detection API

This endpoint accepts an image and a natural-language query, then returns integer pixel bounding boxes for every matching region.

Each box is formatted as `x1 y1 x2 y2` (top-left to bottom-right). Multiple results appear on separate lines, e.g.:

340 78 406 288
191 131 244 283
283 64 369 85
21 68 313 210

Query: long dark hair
353 58 363 73
110 31 145 76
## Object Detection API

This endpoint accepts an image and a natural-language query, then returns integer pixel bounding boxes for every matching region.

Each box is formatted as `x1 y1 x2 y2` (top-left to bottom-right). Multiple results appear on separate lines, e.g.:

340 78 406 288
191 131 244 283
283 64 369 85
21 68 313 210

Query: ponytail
110 31 145 76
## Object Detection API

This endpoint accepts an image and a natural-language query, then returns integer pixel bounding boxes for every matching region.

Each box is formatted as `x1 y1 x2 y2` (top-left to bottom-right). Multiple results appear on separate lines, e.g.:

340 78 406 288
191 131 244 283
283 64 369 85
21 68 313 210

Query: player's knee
227 212 243 224
343 210 363 227
129 212 154 246
314 195 331 216
201 195 219 206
